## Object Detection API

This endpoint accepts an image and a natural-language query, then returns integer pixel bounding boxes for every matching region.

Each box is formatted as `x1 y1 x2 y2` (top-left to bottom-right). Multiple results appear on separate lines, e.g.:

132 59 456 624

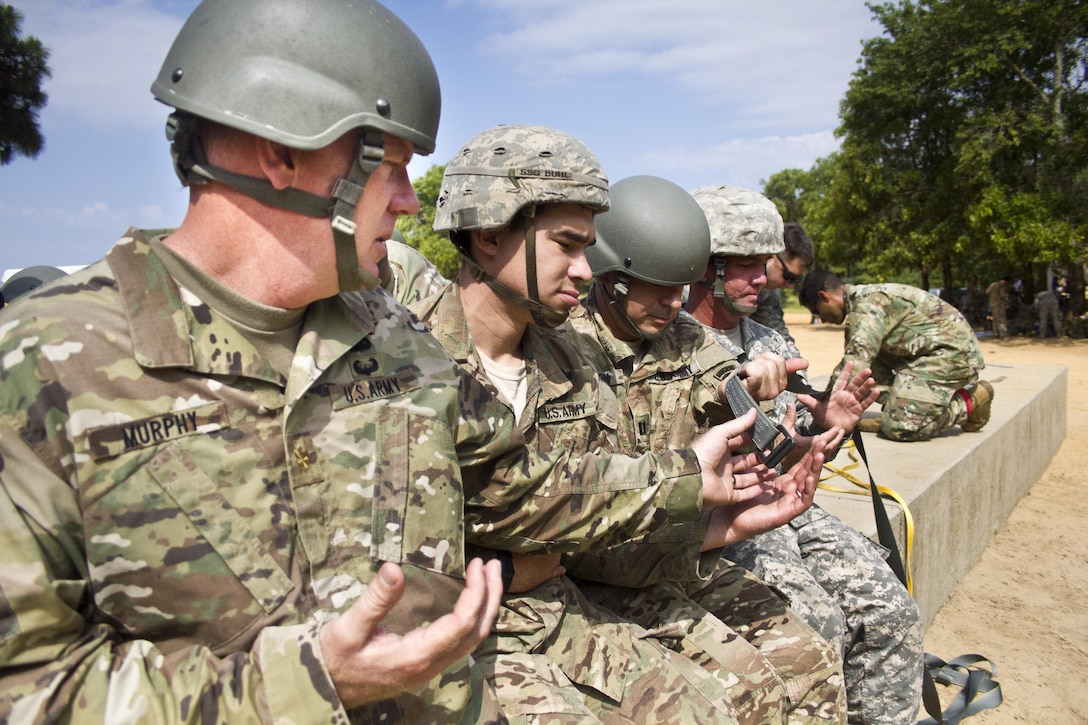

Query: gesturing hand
702 437 825 549
320 558 503 708
798 361 879 432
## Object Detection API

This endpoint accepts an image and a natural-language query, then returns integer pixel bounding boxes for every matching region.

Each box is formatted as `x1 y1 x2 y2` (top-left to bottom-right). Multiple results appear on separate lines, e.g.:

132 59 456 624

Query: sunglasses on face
776 254 803 284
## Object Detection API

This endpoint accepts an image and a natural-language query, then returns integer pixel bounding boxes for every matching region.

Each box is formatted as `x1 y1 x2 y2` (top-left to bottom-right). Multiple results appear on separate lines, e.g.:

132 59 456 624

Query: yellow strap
819 440 915 594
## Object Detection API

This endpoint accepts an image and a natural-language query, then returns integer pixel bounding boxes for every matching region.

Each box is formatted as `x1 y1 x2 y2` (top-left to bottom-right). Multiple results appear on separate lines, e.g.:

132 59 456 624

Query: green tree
0 4 51 165
398 163 460 279
824 0 1088 309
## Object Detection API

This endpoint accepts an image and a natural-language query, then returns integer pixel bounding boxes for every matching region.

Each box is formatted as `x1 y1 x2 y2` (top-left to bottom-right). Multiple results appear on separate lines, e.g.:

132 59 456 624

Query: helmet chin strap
597 274 663 341
167 112 382 294
458 206 568 329
695 256 757 316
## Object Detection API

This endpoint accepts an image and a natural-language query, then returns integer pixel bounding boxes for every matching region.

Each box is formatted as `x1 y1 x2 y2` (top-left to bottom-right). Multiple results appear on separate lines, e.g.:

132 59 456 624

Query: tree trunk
1070 262 1086 317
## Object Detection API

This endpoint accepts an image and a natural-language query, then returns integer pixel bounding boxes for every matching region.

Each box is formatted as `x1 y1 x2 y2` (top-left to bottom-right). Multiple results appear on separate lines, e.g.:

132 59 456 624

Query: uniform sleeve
561 512 723 586
463 444 704 554
839 295 891 374
0 422 345 725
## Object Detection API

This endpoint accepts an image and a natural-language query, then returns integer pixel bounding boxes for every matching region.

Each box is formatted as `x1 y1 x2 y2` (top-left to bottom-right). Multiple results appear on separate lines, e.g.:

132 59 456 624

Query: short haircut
798 268 843 313
782 223 815 267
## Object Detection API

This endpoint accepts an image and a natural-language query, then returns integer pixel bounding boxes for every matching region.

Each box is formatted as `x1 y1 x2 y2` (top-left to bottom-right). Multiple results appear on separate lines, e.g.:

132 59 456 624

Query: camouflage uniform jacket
702 313 820 434
751 287 802 359
412 283 741 713
838 283 984 384
413 283 696 553
562 297 744 587
0 230 704 724
386 239 449 306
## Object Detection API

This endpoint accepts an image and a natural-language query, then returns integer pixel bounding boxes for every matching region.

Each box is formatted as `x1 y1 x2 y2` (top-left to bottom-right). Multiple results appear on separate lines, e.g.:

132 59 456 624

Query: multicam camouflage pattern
385 238 450 306
0 229 707 723
433 124 609 234
566 294 848 724
413 283 741 722
692 185 785 258
708 314 925 725
837 284 983 442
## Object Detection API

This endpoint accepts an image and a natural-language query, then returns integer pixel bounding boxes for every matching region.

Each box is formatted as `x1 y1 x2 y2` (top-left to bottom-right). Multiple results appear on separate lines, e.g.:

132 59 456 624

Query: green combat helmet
0 265 68 304
588 175 711 339
433 124 609 327
692 184 784 315
151 0 440 294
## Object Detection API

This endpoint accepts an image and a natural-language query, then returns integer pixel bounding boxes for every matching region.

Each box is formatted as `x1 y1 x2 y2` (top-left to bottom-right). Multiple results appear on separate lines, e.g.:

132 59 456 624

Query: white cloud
471 0 875 132
19 0 193 129
641 131 841 189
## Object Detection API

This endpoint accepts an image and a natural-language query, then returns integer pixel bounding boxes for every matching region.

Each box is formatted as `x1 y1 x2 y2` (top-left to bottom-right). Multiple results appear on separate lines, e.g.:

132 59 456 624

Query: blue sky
2 0 880 272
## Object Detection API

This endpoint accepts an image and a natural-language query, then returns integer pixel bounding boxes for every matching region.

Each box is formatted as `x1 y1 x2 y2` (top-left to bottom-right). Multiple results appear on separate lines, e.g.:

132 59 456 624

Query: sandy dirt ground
787 313 1088 724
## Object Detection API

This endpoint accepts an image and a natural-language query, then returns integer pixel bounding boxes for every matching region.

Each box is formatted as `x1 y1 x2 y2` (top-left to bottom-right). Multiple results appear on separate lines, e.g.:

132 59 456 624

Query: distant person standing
751 222 814 357
1034 288 1063 337
986 276 1010 339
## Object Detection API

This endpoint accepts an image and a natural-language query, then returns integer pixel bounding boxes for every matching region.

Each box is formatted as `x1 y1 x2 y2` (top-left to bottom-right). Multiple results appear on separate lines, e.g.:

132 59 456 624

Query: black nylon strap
723 374 794 469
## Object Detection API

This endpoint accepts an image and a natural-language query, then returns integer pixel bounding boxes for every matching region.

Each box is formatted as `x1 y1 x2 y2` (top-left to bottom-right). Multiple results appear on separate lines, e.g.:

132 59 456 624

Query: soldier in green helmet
0 4 758 723
566 174 865 722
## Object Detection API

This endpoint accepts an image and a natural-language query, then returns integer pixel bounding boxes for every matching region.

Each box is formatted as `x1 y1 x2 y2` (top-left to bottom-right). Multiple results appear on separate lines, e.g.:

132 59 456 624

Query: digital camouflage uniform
836 284 983 442
709 315 924 725
0 230 714 724
752 287 803 360
386 238 449 306
565 296 847 724
413 283 743 723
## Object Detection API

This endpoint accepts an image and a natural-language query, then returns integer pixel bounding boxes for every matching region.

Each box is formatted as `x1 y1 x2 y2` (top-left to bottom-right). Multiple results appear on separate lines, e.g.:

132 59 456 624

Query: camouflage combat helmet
691 185 784 315
151 0 441 293
433 124 609 327
588 176 710 339
692 185 784 257
434 124 608 234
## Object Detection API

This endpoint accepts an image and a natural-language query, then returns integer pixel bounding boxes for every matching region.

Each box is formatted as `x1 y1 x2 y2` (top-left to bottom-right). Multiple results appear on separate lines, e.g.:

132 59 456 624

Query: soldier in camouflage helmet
419 130 800 721
434 123 609 328
0 5 752 723
687 185 925 725
799 269 992 441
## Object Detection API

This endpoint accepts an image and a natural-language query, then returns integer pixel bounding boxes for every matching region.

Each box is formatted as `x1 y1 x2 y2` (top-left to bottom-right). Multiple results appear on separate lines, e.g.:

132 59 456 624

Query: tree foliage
791 0 1088 311
0 4 51 165
398 163 460 279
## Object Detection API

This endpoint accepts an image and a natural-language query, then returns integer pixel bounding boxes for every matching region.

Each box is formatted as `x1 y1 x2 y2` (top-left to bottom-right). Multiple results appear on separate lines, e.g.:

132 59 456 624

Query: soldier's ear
473 229 501 259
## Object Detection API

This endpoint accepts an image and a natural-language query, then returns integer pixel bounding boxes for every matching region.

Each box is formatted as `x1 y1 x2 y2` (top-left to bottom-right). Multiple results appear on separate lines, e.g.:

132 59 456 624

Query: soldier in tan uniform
986 276 1011 339
417 127 833 722
0 4 761 723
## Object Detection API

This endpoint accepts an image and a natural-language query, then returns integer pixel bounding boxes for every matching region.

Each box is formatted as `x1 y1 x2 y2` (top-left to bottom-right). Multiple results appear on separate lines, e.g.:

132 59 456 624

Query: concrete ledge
813 363 1067 629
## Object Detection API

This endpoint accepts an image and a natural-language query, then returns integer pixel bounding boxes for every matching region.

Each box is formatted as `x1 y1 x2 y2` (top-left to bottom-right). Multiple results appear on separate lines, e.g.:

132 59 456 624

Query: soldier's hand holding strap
692 408 768 508
319 558 503 708
701 437 825 550
726 351 809 402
